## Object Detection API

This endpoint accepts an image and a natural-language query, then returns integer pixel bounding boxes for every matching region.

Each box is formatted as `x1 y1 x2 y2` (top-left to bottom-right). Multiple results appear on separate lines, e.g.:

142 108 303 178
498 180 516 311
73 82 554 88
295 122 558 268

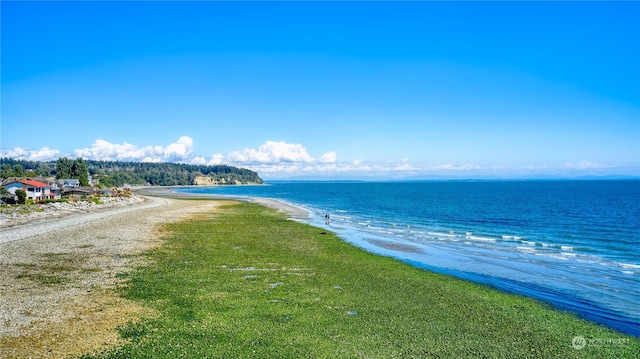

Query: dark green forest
0 158 263 187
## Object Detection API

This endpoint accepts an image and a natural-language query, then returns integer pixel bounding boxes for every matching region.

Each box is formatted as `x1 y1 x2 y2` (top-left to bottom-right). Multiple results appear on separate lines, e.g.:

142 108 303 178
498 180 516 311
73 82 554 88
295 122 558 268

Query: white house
1 179 53 202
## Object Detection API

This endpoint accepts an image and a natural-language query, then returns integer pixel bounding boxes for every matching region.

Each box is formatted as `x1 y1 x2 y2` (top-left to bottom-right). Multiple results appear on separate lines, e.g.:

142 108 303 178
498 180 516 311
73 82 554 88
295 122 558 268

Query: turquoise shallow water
177 180 640 336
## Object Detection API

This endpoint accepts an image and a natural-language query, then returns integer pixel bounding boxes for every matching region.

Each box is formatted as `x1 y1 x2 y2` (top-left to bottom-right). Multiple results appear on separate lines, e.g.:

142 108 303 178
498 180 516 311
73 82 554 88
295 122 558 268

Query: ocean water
176 180 640 336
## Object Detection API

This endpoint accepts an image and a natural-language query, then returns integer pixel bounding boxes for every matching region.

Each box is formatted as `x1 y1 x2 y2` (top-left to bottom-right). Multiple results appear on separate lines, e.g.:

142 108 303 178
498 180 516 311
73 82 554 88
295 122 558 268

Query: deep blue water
176 180 640 336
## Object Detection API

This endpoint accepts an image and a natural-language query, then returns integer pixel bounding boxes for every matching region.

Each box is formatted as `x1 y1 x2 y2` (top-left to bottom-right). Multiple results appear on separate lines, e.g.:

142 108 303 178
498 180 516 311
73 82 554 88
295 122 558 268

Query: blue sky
2 1 639 179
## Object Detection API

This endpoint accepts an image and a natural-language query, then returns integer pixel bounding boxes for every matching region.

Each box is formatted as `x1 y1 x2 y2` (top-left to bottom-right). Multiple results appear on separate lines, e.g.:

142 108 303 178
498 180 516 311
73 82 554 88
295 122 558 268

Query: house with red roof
1 178 54 202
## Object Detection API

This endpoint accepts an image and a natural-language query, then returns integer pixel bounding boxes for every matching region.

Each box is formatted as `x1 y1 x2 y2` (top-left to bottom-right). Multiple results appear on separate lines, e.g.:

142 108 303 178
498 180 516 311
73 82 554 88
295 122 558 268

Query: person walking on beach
325 214 330 226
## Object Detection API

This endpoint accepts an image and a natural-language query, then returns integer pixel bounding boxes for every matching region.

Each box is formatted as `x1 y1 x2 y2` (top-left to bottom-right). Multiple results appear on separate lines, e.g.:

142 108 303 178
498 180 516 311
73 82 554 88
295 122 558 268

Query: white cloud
164 136 194 161
563 161 609 170
191 153 225 166
0 146 61 161
226 141 314 164
394 163 414 171
160 140 331 168
190 156 207 165
319 151 337 163
73 136 194 162
430 164 480 171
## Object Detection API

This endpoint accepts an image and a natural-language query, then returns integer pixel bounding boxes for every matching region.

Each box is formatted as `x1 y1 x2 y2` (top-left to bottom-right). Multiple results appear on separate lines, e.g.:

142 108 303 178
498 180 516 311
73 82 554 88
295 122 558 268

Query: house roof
24 179 51 188
2 179 51 188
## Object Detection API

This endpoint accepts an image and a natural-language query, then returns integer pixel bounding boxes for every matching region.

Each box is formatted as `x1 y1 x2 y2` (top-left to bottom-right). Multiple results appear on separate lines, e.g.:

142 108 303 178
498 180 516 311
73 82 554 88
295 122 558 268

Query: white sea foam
465 235 497 243
430 231 457 238
544 253 569 260
618 262 640 269
427 232 458 241
516 246 537 253
560 245 574 251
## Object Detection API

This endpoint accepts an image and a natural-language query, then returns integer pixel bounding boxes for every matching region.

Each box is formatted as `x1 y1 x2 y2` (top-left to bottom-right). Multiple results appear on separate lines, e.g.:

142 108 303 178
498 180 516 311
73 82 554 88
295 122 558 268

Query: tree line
0 158 263 187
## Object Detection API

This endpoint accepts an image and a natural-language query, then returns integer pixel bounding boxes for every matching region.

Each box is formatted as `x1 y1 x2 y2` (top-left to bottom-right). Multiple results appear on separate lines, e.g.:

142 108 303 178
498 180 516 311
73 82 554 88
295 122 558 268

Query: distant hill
0 158 263 187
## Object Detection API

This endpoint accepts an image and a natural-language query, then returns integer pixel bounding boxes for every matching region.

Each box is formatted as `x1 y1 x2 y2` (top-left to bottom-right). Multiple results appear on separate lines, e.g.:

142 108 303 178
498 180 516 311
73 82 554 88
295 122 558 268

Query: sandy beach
0 195 228 358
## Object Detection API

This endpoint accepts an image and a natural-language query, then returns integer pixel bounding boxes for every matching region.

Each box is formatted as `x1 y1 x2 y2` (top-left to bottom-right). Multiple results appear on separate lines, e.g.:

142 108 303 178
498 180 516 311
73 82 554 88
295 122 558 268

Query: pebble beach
0 194 228 358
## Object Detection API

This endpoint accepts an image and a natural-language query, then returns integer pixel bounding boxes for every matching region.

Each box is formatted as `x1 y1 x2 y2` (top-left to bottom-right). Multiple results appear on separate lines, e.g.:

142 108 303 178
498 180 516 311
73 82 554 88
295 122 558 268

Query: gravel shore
0 195 145 229
0 195 147 244
0 195 229 358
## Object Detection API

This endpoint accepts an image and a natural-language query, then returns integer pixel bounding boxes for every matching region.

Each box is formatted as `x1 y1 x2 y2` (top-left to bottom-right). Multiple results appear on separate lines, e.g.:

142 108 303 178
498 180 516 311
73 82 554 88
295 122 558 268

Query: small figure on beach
325 214 330 226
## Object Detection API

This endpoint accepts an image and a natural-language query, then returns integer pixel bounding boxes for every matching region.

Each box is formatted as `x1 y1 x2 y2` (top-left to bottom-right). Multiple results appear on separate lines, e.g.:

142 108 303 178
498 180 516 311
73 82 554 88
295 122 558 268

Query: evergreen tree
56 158 73 179
13 164 25 177
1 164 14 178
72 158 90 186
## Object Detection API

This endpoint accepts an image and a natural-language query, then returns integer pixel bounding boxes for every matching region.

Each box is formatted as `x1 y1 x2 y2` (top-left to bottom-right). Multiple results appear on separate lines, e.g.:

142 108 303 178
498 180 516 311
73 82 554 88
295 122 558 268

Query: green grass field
84 200 639 358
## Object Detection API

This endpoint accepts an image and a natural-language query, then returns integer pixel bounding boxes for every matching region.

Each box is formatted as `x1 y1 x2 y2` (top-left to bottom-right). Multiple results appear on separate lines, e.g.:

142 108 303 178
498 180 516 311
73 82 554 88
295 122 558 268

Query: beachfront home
62 186 110 200
1 179 54 202
59 178 80 188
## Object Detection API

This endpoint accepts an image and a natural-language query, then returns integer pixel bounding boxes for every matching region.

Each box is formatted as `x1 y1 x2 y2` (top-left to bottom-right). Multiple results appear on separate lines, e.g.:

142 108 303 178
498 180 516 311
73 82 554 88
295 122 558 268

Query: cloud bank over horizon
1 136 638 179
